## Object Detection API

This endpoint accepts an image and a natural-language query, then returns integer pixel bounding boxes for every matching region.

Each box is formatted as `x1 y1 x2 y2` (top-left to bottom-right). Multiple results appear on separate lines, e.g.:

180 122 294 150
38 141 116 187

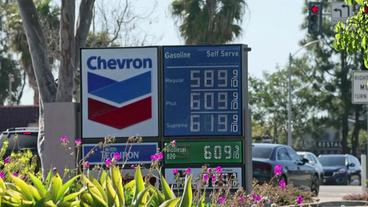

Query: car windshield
319 156 346 166
252 146 273 159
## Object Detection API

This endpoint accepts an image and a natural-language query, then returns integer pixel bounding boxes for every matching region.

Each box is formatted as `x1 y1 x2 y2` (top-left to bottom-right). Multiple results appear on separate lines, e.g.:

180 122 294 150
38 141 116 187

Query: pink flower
12 172 18 177
207 168 212 174
83 161 90 169
172 168 179 175
184 168 191 175
216 166 223 174
202 173 209 182
296 195 304 205
0 171 5 179
238 195 246 205
150 152 164 161
279 179 286 189
218 196 226 205
274 164 283 176
150 154 157 161
156 152 164 160
170 140 176 147
105 158 112 168
113 152 121 161
59 135 69 144
75 138 82 146
252 193 262 202
4 156 10 164
211 175 217 185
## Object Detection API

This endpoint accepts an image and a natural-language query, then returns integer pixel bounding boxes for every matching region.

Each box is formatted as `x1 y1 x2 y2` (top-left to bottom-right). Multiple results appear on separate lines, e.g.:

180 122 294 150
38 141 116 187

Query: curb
283 200 368 207
316 200 368 206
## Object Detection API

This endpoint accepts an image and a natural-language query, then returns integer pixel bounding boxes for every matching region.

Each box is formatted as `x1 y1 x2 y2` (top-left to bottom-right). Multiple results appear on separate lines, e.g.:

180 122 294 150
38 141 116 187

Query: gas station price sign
163 45 243 136
164 140 243 164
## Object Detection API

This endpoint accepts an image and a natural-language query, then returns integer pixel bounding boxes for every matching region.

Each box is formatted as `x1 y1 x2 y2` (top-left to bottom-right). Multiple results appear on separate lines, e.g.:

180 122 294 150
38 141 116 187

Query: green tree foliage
333 0 368 155
334 0 368 68
0 0 59 105
171 0 246 44
0 0 23 105
249 57 320 145
0 53 22 105
297 0 362 154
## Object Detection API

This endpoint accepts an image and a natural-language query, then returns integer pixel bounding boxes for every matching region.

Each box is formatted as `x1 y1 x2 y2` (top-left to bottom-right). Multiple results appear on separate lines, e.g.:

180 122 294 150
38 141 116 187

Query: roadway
318 185 363 203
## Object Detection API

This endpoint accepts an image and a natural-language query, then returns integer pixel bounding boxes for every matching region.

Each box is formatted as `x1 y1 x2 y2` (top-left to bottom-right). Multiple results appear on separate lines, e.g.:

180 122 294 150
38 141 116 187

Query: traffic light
308 2 322 34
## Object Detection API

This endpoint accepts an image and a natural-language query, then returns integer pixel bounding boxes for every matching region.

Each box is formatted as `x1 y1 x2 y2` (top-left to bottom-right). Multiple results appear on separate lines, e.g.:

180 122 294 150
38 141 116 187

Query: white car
297 151 324 184
0 127 38 155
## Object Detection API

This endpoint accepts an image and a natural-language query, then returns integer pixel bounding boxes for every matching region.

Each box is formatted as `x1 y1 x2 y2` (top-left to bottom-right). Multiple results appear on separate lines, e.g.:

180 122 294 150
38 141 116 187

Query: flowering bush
0 140 41 182
0 136 316 206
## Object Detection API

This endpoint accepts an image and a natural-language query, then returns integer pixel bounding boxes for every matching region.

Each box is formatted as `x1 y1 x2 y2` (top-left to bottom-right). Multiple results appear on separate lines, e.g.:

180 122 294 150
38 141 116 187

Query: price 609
203 145 240 160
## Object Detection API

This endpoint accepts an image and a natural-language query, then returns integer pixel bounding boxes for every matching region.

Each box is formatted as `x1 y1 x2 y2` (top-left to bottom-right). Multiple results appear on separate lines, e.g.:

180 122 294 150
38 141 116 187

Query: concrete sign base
44 102 79 178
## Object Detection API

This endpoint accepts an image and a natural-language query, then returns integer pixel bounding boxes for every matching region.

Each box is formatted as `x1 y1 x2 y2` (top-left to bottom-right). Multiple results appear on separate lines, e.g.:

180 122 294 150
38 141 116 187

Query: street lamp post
287 40 319 147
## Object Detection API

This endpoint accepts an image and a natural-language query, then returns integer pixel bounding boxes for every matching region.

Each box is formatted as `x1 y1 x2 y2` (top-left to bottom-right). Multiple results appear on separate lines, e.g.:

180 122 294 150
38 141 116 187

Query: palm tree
171 0 246 44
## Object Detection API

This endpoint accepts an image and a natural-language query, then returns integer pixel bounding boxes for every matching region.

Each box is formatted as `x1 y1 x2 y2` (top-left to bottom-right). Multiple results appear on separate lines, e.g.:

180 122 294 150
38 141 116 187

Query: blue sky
146 0 306 77
21 0 306 105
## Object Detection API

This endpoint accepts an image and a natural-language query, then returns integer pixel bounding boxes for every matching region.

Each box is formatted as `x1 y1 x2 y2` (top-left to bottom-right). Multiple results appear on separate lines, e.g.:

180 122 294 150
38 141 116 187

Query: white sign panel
352 71 368 104
81 47 158 138
164 167 242 189
331 2 358 24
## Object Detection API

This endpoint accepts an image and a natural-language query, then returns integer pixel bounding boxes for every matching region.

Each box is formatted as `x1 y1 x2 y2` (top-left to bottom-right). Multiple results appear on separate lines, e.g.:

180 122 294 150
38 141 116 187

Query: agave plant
80 165 196 207
2 171 83 206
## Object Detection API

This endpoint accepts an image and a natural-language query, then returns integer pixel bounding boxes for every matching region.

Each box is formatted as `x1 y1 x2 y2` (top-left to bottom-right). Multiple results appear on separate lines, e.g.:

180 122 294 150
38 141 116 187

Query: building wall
0 105 38 132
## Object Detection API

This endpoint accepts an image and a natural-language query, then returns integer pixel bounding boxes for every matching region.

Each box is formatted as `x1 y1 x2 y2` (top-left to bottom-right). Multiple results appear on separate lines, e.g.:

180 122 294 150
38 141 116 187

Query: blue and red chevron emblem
87 71 152 129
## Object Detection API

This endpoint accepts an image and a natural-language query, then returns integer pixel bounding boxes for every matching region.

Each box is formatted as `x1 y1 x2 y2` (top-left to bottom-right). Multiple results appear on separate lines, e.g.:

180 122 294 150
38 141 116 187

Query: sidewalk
313 185 368 206
318 185 363 203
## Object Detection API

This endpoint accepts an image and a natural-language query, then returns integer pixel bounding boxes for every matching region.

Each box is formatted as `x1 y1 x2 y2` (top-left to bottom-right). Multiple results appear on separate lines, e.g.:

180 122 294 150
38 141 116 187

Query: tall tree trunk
17 0 57 176
74 0 95 102
351 105 361 156
17 0 95 178
341 52 349 153
16 1 57 102
56 0 75 102
22 62 39 105
15 71 26 105
273 123 277 143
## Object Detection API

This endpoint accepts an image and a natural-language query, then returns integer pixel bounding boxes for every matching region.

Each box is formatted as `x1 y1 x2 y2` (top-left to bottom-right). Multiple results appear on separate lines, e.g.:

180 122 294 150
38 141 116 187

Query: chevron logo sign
81 48 158 138
88 71 152 129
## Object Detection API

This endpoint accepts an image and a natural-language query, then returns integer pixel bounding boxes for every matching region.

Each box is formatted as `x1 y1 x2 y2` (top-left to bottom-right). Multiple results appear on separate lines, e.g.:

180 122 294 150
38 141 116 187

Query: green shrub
0 140 41 182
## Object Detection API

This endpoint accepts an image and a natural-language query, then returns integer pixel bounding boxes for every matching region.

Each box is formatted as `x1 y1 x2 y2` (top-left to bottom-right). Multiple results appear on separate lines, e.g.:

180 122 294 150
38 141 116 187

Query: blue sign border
163 45 243 136
82 143 158 164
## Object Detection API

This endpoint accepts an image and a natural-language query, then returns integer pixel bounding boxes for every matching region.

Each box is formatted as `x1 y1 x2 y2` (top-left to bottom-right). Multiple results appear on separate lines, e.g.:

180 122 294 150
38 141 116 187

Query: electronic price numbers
163 45 243 136
164 140 242 164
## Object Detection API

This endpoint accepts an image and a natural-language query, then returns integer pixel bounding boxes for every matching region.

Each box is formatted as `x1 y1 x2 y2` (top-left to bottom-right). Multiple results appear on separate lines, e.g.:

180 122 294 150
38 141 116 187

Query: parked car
252 143 320 195
318 154 361 185
297 151 324 183
0 127 38 156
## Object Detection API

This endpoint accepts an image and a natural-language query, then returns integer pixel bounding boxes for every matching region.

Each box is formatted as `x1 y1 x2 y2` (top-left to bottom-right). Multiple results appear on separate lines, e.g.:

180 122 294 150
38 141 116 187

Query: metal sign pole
245 107 252 193
365 103 368 191
242 45 252 194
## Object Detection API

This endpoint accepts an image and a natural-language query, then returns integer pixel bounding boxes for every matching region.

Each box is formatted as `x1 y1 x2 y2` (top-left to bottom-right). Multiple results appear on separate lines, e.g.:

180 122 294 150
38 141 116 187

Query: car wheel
311 175 320 196
350 175 361 185
345 175 351 185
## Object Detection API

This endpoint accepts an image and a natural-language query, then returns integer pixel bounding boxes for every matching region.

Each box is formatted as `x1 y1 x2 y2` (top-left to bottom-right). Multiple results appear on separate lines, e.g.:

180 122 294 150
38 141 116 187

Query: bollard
361 154 366 192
